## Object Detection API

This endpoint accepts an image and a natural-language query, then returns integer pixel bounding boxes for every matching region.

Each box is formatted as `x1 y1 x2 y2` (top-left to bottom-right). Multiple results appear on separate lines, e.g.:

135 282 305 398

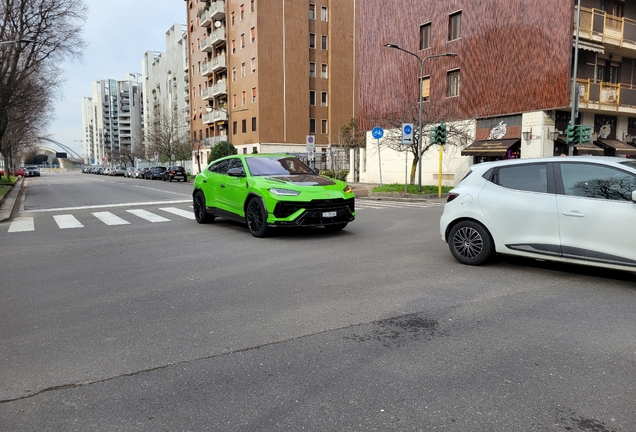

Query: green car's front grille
273 198 355 219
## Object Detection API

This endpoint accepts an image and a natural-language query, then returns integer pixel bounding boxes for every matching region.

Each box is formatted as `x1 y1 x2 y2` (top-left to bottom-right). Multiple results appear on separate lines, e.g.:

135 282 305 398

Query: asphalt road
0 172 634 431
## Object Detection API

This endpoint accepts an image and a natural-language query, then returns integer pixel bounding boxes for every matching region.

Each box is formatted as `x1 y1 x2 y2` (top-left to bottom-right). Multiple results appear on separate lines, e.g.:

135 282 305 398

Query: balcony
201 61 214 77
210 1 226 20
577 6 636 51
211 134 229 145
210 28 226 46
574 78 636 114
210 55 226 72
202 109 228 124
201 87 214 101
200 37 213 53
200 9 212 27
211 81 227 97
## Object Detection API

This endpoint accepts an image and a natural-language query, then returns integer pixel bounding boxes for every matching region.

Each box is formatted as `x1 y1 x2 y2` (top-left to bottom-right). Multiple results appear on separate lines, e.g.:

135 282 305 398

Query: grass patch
371 183 453 195
0 175 16 185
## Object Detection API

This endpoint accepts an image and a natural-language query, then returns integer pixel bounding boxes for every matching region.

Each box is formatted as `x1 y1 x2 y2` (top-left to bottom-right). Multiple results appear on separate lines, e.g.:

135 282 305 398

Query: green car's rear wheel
246 197 269 238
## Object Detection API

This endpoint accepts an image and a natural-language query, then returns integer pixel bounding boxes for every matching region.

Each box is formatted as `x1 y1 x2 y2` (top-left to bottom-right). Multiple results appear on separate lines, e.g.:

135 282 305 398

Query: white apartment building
142 24 189 161
81 75 144 166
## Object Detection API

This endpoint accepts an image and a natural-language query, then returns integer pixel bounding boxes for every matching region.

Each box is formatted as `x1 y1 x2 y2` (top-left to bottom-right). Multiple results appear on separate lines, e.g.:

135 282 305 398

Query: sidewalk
0 177 22 223
350 182 448 203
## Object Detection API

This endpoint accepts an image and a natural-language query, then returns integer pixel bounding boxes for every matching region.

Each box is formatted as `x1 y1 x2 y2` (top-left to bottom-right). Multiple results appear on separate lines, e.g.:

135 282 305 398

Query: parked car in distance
440 156 636 274
163 166 187 182
125 167 135 178
192 154 356 237
139 167 150 179
110 166 126 176
145 166 166 180
133 167 143 178
0 167 26 176
25 166 40 177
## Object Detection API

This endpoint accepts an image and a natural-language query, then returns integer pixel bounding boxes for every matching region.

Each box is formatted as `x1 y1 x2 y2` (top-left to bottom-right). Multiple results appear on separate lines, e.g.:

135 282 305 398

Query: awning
596 139 636 156
461 138 520 157
556 135 604 155
575 40 605 54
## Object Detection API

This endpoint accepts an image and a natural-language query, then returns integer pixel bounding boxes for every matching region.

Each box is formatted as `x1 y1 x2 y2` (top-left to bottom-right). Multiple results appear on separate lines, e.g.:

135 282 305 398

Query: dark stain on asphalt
343 314 444 347
542 407 617 432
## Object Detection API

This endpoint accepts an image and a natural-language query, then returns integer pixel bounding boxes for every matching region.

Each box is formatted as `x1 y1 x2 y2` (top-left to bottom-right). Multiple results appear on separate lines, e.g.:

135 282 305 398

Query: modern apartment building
358 0 636 184
185 0 358 173
141 24 189 163
81 75 144 166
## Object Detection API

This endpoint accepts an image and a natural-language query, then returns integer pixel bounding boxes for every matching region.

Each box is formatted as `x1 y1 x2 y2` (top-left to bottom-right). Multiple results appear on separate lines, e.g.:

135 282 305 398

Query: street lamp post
384 44 457 192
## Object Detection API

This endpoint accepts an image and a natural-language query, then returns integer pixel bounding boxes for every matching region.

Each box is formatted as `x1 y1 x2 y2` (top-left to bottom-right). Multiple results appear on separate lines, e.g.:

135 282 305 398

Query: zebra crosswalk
6 206 193 233
4 200 443 234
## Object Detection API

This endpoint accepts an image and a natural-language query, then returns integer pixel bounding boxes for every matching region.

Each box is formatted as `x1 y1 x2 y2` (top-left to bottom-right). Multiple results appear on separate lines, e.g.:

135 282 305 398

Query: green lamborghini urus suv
192 154 355 237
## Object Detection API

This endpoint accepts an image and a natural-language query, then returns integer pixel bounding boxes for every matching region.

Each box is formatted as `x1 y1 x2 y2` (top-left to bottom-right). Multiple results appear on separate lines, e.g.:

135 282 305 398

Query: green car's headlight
269 188 301 196
344 185 353 194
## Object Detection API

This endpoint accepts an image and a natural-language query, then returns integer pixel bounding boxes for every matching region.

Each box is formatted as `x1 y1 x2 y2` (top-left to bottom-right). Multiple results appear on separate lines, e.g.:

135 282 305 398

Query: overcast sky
50 0 186 157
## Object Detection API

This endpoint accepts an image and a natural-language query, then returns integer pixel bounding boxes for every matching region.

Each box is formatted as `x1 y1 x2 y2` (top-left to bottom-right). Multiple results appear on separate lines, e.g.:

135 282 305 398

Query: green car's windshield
246 157 313 176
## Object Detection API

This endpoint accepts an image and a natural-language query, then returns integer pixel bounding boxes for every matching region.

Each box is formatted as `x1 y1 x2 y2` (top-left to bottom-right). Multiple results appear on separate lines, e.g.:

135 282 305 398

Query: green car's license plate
322 211 337 218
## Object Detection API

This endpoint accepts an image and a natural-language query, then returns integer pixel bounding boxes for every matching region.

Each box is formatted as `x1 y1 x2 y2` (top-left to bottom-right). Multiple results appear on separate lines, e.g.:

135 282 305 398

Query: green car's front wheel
193 191 214 224
246 197 269 238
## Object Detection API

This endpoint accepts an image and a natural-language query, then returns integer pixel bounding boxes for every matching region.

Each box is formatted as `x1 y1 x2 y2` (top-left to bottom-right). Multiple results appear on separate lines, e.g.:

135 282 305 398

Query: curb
366 191 448 203
0 177 23 223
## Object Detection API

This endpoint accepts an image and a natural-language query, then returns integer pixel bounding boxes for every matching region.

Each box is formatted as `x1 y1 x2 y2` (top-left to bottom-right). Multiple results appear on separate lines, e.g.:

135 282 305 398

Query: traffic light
437 122 447 145
565 124 576 145
430 126 439 144
579 125 592 143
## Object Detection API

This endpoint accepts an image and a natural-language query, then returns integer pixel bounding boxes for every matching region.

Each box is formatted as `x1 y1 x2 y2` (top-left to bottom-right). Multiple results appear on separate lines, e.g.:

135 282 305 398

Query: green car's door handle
220 184 226 188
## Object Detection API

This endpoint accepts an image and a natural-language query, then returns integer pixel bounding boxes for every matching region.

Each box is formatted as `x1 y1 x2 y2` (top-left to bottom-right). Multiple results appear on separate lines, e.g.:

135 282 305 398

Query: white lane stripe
25 199 191 213
126 209 171 223
159 207 195 220
8 217 34 233
92 211 130 225
53 214 84 229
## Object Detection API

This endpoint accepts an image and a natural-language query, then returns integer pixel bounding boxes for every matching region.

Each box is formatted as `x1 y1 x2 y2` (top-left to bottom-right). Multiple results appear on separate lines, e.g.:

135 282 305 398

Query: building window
251 57 256 73
321 119 328 134
240 4 245 20
309 90 316 106
449 12 461 41
251 27 256 43
242 91 246 106
233 94 237 108
321 6 328 22
321 35 328 50
448 70 460 97
251 0 255 12
421 76 430 101
309 4 315 20
252 116 257 131
231 39 236 54
321 92 328 106
420 23 431 50
251 87 256 103
241 62 246 77
231 11 235 26
240 34 245 48
309 33 316 49
233 121 237 135
309 118 316 133
232 67 237 81
321 64 328 79
242 119 247 133
309 62 316 77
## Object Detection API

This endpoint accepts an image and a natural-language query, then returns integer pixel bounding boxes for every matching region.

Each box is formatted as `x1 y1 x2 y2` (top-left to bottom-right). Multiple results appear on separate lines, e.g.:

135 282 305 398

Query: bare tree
146 106 191 165
0 0 87 144
369 100 474 184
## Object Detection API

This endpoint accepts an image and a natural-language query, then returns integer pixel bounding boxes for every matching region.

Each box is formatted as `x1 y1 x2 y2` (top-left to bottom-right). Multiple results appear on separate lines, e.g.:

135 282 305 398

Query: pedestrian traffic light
437 122 447 145
430 126 439 144
565 124 576 145
579 125 592 143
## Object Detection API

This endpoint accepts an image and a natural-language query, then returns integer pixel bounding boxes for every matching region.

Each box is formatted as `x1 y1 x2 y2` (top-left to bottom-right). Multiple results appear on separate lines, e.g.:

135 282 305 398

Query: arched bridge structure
40 138 83 161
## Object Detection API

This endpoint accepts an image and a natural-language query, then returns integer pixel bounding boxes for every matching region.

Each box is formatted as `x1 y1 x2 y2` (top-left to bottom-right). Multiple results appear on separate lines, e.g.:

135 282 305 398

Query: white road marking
8 217 34 233
126 209 171 223
92 211 130 226
53 214 84 229
159 207 195 220
25 199 191 213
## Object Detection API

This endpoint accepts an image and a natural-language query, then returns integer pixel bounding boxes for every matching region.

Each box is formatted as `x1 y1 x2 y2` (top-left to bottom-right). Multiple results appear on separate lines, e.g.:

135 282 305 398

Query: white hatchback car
440 156 636 273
